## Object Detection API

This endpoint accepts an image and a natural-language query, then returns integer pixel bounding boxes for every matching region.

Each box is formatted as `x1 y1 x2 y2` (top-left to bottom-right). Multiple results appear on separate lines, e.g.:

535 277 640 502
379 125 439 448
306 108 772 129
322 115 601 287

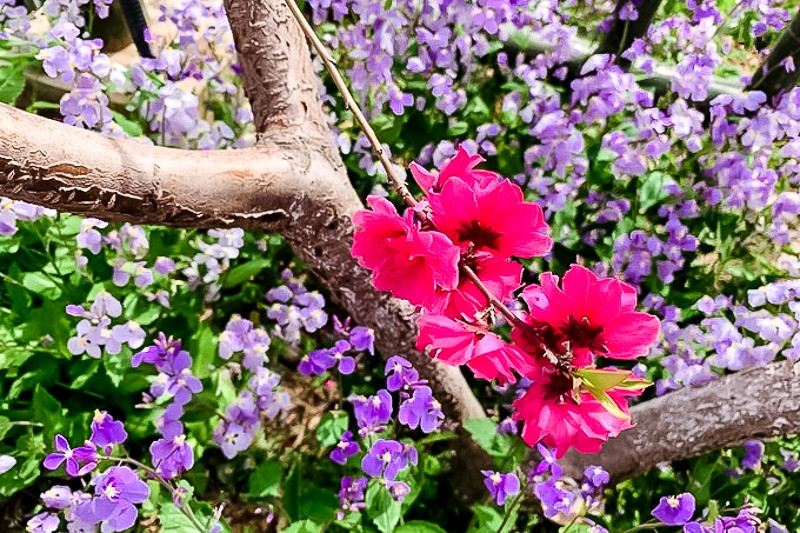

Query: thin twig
461 265 523 327
283 0 417 208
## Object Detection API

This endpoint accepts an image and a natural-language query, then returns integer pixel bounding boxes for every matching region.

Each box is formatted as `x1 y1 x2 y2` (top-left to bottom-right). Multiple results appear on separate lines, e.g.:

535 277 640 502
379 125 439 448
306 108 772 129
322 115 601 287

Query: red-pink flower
416 313 538 384
409 146 498 193
352 196 460 307
429 252 522 319
428 176 552 260
512 369 642 458
519 265 660 362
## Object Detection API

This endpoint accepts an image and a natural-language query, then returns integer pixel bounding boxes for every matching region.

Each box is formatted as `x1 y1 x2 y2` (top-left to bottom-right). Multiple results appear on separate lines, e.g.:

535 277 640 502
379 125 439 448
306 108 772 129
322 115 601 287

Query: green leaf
638 172 677 213
21 272 62 300
222 259 271 287
467 505 502 533
283 520 321 533
158 503 199 532
463 418 513 458
103 352 129 388
366 480 402 533
0 65 25 105
32 385 63 441
574 368 630 391
582 384 629 420
191 325 217 379
315 411 349 447
395 521 448 533
248 459 282 498
111 111 143 137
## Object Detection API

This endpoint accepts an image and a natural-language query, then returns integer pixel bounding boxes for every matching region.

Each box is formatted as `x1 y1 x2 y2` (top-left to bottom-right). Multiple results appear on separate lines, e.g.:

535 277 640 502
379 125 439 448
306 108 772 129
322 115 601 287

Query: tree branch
558 359 800 481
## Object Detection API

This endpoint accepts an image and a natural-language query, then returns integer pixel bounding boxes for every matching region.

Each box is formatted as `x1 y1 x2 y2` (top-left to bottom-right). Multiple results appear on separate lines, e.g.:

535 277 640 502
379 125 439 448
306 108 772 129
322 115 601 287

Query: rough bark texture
559 359 800 480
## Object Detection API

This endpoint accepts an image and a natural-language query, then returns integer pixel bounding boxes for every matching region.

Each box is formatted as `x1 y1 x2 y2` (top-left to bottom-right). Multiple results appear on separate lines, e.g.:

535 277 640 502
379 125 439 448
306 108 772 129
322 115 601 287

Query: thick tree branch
0 103 299 230
558 359 800 481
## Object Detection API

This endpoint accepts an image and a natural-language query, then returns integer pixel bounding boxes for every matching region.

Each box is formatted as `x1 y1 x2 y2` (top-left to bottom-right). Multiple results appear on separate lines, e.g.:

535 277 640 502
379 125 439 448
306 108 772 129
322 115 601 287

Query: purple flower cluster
183 228 245 302
527 445 609 520
298 316 374 377
213 316 291 458
218 315 271 371
132 333 201 478
66 291 146 358
652 278 800 395
0 199 55 236
266 269 328 344
652 492 761 532
36 412 155 533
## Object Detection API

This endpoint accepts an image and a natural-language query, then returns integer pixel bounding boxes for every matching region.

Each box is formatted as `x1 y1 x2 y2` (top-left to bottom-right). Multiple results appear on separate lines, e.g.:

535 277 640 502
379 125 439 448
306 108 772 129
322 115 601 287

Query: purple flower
299 349 334 376
533 443 562 478
482 470 520 506
397 386 444 433
742 440 764 470
213 420 255 459
361 439 417 481
349 390 392 436
90 410 127 450
349 326 374 354
79 466 150 532
534 478 576 518
43 435 97 477
384 356 421 391
131 333 186 373
582 465 609 489
330 430 359 465
0 454 15 474
25 512 59 533
652 493 696 525
338 476 367 513
41 485 73 509
150 434 194 479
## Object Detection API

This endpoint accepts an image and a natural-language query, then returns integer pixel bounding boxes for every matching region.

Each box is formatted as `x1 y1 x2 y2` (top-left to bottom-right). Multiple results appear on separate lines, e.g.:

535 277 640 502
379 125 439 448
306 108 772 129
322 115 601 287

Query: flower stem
283 0 418 209
496 488 524 533
460 265 523 328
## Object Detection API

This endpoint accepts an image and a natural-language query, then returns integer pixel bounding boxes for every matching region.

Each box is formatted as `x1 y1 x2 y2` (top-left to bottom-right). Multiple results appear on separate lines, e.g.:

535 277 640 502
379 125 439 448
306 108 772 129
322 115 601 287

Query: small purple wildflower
79 466 150 532
397 386 444 433
482 470 520 506
330 430 360 465
90 410 127 451
652 493 696 525
150 434 194 479
361 439 417 481
43 435 97 477
384 356 422 391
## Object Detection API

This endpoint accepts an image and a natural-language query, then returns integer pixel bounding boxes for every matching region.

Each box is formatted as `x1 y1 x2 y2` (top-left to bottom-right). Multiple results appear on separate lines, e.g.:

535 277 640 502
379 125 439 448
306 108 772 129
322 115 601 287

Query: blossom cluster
214 315 292 458
37 412 148 533
352 147 660 457
298 316 374 376
331 356 440 514
66 291 146 358
132 333 200 479
265 268 329 344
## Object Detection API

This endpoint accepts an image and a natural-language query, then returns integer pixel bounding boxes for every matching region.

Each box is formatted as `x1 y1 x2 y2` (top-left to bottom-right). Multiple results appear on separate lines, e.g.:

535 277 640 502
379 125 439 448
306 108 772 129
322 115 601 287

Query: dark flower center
561 315 607 353
458 220 502 250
